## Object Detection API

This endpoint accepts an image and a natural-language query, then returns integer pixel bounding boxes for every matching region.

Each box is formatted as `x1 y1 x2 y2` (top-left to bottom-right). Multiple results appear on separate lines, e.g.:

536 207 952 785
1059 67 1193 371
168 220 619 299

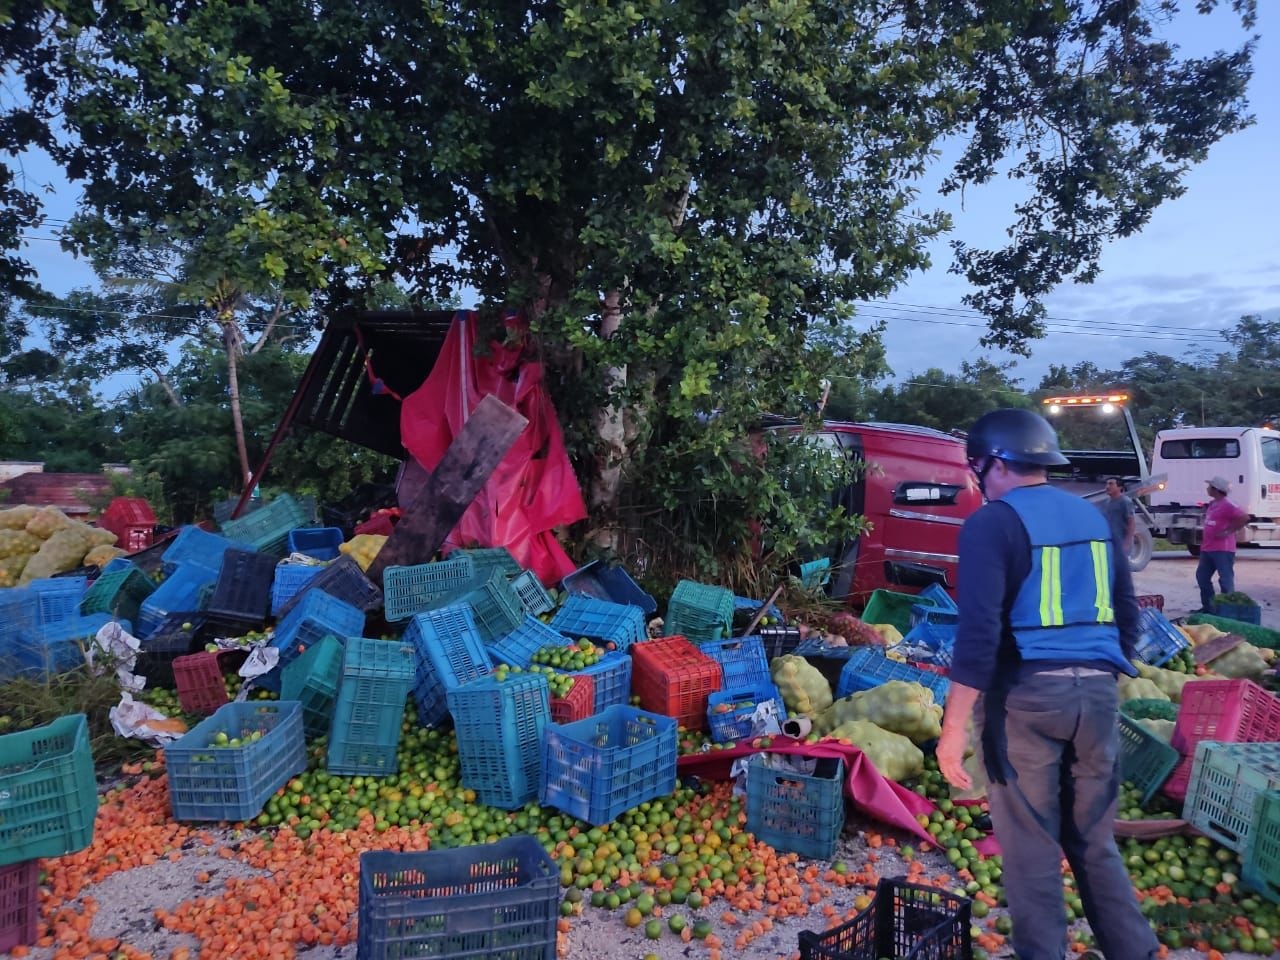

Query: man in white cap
1196 475 1250 612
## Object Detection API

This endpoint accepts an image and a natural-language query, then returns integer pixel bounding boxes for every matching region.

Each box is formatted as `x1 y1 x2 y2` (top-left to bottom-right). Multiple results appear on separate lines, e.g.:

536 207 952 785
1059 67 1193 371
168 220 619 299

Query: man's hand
936 726 972 790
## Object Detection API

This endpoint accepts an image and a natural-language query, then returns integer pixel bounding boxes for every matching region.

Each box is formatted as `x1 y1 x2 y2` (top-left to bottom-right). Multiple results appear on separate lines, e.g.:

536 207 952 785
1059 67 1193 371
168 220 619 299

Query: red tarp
399 311 587 585
676 736 938 844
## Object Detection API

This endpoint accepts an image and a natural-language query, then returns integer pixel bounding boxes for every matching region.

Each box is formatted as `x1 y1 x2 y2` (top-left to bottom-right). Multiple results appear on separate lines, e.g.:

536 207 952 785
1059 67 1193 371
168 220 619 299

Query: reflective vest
1000 485 1131 671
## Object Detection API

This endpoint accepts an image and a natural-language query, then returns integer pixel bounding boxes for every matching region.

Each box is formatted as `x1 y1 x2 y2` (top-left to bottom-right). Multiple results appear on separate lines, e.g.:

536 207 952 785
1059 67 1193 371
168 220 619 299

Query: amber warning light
1042 393 1129 415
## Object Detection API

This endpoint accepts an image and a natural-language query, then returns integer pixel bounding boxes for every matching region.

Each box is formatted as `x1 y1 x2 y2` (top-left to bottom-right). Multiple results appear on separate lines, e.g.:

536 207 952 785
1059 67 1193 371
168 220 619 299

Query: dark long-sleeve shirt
949 487 1140 692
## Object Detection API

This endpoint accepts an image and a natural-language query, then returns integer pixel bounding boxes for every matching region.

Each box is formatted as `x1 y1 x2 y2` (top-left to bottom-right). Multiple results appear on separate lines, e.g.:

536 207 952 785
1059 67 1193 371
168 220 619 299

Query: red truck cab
771 421 983 606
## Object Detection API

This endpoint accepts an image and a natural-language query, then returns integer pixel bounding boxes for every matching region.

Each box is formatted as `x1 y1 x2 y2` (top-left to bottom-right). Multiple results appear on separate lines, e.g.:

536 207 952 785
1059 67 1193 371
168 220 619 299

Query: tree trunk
589 289 627 550
222 316 253 486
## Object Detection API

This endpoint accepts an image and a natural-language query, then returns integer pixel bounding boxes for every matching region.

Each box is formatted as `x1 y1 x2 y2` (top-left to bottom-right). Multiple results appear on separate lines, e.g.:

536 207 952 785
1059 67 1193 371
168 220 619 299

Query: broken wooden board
366 393 527 585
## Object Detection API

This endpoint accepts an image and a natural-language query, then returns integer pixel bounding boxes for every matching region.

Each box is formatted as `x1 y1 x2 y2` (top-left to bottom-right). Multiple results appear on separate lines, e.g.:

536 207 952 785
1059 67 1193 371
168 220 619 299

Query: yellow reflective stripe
1039 546 1063 626
1092 540 1115 623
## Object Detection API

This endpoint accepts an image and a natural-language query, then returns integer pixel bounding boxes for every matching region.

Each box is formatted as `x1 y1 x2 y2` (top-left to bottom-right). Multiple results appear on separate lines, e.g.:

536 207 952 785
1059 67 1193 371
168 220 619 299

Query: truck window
1159 438 1240 459
1263 437 1280 473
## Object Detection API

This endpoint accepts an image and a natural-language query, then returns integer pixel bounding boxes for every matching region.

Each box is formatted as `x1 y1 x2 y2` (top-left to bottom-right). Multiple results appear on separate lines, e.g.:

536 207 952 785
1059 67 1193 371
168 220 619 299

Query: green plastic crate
1118 714 1179 805
78 566 156 624
665 579 734 643
219 493 309 558
1243 789 1280 904
0 713 98 866
861 589 938 636
280 634 345 740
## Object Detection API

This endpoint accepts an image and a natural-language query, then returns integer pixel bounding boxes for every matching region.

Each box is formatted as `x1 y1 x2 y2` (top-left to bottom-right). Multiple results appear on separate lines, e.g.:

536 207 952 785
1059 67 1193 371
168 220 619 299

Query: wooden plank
366 394 527 584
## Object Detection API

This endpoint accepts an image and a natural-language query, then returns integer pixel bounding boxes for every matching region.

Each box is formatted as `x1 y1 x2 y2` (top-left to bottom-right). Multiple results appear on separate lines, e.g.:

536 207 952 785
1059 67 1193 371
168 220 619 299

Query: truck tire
1186 544 1201 558
1128 526 1153 573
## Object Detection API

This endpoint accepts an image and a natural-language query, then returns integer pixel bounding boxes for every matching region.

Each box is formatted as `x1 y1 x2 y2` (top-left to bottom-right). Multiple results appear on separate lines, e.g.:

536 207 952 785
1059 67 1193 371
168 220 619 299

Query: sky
13 3 1278 396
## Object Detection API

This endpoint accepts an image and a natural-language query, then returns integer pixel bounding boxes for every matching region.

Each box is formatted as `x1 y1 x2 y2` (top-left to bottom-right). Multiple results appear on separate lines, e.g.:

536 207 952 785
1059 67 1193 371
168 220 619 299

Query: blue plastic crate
270 563 324 616
708 682 785 743
269 590 365 676
665 579 735 642
405 604 493 727
917 582 958 612
9 613 121 678
357 837 557 960
286 526 344 561
160 525 239 575
747 755 845 860
908 603 960 630
28 577 88 627
326 638 417 776
549 594 647 651
1134 607 1191 668
552 651 632 714
541 706 678 826
698 634 771 689
488 615 572 669
897 619 957 668
165 700 307 822
561 560 657 614
835 647 951 703
0 589 39 663
274 555 383 617
383 555 476 623
137 564 218 638
447 672 550 809
511 570 555 616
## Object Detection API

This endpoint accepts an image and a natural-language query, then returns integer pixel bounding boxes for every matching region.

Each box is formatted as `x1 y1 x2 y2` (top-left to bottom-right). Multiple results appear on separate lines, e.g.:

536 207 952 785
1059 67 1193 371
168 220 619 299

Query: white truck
1040 394 1280 571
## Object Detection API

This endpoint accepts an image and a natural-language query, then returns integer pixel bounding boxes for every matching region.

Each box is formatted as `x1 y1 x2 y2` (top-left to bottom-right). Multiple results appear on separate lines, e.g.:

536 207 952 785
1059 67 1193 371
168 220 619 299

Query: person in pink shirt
1195 474 1251 612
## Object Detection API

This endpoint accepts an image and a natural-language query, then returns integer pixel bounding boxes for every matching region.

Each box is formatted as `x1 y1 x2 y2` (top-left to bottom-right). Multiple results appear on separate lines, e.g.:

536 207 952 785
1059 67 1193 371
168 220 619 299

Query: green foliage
869 360 1030 433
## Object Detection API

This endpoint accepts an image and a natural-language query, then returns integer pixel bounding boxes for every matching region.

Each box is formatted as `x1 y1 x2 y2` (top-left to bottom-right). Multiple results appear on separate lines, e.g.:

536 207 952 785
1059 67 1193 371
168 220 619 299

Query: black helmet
966 408 1070 467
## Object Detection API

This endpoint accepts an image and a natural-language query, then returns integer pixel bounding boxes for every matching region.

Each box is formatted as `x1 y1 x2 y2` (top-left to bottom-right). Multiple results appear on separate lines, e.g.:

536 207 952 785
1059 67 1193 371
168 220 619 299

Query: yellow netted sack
770 654 834 717
19 526 92 583
0 553 32 587
0 529 41 559
814 680 943 743
0 505 39 530
82 525 118 548
825 719 924 781
1133 662 1197 703
84 544 127 567
25 506 74 540
339 534 387 572
1117 675 1168 703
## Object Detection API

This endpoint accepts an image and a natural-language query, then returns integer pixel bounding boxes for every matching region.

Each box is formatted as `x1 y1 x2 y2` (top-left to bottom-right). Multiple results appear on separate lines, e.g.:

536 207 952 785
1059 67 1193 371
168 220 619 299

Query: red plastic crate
1136 594 1164 611
172 650 245 715
630 635 722 731
97 497 157 553
1171 679 1280 754
0 860 39 953
550 673 595 724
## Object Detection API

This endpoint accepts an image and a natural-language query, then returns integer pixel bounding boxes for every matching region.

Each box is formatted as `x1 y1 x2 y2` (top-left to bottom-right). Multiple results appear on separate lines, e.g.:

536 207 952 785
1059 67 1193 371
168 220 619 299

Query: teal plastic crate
511 570 554 616
280 634 345 740
326 638 416 776
861 588 938 636
383 555 476 623
1118 714 1179 806
452 546 522 579
426 568 524 643
219 493 309 558
165 700 307 822
541 706 678 825
1182 740 1280 852
447 672 550 810
78 564 156 624
0 713 98 866
1244 789 1280 904
665 579 734 643
405 604 493 727
747 755 845 860
549 594 647 651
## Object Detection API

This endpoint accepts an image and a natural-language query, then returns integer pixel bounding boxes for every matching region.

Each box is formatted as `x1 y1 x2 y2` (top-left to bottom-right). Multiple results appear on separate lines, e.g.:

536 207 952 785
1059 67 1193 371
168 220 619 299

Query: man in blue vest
936 408 1158 960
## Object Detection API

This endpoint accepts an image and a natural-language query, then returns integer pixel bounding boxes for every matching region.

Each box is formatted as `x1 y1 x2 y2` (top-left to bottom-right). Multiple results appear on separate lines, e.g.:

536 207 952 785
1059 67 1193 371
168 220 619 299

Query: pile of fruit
0 505 125 586
492 662 581 700
532 641 602 671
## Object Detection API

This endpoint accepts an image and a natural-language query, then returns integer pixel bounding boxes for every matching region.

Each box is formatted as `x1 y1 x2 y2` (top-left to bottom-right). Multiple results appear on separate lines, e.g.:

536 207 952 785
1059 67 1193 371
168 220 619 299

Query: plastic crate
383 555 476 622
219 493 309 558
136 564 218 638
280 633 345 739
549 672 595 724
1121 698 1180 722
173 650 237 716
0 589 38 655
11 613 121 678
698 635 771 690
1243 789 1280 904
553 651 632 715
798 877 972 960
452 546 522 579
708 682 785 743
1133 607 1191 668
861 589 938 636
561 560 657 614
28 577 88 627
357 836 557 960
896 619 957 668
321 483 398 539
269 590 365 676
425 568 524 643
1212 600 1262 625
447 672 550 810
405 605 494 727
136 612 258 689
1118 713 1179 805
746 755 845 860
97 496 157 553
165 700 307 822
1170 679 1280 755
917 583 958 612
277 554 383 617
270 562 324 616
160 525 239 575
1182 740 1280 852
286 526 344 561
488 615 572 669
326 638 417 776
835 648 951 704
630 636 723 731
78 564 156 623
0 860 39 952
0 714 98 865
511 570 554 616
1136 594 1165 611
541 705 678 825
665 579 735 643
755 625 804 659
907 603 959 631
796 558 831 589
549 594 647 652
205 548 277 623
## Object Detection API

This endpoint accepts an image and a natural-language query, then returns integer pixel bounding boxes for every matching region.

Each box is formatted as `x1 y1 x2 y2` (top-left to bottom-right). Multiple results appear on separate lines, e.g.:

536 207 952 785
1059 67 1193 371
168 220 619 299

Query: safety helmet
966 408 1070 467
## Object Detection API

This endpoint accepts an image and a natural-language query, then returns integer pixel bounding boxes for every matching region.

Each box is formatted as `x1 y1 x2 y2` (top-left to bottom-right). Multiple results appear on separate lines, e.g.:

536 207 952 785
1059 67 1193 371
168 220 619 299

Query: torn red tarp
676 736 937 844
399 310 587 585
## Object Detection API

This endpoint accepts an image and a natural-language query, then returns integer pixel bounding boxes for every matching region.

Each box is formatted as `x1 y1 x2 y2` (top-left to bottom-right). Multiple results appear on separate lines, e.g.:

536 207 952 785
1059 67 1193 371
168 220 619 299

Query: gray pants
978 670 1160 960
1195 551 1236 609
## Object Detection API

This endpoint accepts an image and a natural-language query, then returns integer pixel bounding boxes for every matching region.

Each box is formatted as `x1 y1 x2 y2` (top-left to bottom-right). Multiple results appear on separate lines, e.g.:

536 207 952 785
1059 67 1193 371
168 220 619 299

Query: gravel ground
1132 548 1280 629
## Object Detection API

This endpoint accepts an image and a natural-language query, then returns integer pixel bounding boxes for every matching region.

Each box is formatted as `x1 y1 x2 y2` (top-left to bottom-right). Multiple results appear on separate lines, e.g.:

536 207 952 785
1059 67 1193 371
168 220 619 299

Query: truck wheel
1128 526 1153 573
1186 544 1201 558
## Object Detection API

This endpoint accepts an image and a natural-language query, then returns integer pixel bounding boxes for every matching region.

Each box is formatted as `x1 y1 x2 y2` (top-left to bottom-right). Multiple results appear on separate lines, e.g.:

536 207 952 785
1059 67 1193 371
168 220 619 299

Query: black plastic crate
274 555 383 619
755 626 804 659
205 548 277 622
134 612 260 688
798 878 971 960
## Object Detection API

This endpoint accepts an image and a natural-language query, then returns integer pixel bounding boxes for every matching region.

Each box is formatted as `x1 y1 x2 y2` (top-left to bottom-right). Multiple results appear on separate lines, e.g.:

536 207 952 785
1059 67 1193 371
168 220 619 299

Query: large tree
40 0 1256 567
